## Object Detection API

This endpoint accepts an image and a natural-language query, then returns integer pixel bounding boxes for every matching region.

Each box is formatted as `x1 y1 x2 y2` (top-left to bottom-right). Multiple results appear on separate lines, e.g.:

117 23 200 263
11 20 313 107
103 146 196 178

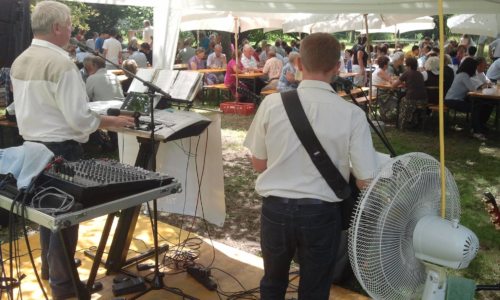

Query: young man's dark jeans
38 141 83 298
260 198 341 300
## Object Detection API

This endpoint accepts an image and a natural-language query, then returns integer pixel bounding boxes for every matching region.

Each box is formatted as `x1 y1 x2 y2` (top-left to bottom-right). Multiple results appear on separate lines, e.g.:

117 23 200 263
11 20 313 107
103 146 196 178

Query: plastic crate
220 102 255 115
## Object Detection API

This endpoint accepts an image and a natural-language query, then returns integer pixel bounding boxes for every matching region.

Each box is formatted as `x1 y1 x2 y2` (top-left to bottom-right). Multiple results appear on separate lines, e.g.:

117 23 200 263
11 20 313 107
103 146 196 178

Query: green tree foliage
46 1 153 38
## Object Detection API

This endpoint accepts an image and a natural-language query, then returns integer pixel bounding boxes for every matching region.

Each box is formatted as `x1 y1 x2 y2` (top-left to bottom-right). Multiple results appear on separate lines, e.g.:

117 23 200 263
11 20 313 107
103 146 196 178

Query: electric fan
349 152 479 300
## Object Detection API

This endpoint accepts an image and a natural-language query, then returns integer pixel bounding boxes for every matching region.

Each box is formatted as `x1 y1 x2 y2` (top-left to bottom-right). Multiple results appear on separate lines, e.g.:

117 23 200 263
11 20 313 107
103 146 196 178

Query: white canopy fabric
68 0 500 68
283 14 430 34
447 14 500 38
70 0 500 14
180 11 288 33
355 17 436 34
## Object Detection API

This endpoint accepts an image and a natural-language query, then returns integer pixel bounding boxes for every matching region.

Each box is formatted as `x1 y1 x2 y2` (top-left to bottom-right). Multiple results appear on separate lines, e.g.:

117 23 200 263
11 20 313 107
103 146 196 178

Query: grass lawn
219 108 500 299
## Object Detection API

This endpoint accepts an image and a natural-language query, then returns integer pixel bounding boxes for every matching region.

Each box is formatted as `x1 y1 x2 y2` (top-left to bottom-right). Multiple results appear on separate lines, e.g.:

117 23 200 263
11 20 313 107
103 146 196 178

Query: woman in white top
373 56 398 122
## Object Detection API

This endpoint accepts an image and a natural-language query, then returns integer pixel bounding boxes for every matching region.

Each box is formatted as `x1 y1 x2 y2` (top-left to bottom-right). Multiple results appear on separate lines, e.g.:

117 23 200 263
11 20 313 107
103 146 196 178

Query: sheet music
154 70 179 94
127 68 156 93
169 71 203 101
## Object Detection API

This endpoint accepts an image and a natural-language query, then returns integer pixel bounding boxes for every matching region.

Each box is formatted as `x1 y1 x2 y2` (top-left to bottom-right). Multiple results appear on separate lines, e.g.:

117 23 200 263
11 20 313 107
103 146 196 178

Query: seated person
388 51 405 76
127 45 148 68
241 44 260 71
85 55 124 101
80 55 93 82
140 42 153 66
261 46 283 91
446 57 494 141
240 44 265 93
421 56 440 104
188 47 207 70
471 56 492 89
443 54 455 95
120 59 138 95
486 57 500 83
392 57 428 129
405 45 420 60
206 44 227 85
373 56 398 121
277 52 300 92
224 51 247 99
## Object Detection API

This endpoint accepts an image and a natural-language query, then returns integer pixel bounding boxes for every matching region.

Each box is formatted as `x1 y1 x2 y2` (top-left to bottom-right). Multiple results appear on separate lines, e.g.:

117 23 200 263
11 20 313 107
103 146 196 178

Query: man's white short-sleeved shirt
244 80 378 202
103 37 122 65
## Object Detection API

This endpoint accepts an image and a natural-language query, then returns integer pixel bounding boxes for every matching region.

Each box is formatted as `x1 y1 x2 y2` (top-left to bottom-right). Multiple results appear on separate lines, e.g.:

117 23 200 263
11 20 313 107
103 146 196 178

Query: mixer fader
39 158 174 207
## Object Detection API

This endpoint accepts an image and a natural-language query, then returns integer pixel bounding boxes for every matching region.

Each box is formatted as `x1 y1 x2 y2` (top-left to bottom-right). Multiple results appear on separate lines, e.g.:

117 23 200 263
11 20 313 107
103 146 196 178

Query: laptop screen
120 92 159 115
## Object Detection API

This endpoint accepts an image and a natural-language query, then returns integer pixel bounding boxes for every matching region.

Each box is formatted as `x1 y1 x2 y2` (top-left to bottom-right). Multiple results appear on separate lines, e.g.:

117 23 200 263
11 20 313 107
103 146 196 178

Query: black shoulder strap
281 90 351 199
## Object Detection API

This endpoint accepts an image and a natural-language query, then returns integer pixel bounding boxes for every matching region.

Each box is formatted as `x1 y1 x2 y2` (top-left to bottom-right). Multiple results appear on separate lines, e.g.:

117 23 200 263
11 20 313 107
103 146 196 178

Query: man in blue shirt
94 31 108 54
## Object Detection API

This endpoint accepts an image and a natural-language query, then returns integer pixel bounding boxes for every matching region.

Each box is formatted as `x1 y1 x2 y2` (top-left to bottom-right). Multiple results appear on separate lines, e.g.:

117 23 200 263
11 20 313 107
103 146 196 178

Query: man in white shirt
471 57 492 89
127 45 148 68
490 36 500 61
487 57 500 82
244 33 377 299
85 55 124 101
206 44 227 68
241 44 259 71
261 46 283 91
102 28 122 68
205 44 227 84
142 20 153 45
10 2 133 299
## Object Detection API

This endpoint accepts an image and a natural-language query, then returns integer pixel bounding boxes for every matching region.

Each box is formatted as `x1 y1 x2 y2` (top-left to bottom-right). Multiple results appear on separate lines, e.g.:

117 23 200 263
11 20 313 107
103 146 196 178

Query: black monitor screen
120 92 152 115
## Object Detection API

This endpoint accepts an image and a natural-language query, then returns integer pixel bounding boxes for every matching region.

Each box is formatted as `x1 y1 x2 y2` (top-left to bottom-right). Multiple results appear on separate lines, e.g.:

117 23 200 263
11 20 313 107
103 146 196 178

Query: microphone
69 38 97 55
334 76 355 92
106 108 141 118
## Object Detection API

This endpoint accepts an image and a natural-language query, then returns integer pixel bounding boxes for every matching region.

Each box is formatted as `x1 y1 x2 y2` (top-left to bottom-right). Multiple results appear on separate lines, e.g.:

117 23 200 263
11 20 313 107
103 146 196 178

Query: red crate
220 102 255 115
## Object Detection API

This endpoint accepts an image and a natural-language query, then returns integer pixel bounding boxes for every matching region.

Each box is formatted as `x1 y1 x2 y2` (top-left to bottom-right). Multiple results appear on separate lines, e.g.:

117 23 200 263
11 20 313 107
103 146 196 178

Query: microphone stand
340 83 397 157
77 44 197 299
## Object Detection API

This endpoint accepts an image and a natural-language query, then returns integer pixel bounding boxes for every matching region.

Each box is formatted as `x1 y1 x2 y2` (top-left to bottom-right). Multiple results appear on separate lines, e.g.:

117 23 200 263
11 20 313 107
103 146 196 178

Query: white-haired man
241 44 259 72
10 2 133 299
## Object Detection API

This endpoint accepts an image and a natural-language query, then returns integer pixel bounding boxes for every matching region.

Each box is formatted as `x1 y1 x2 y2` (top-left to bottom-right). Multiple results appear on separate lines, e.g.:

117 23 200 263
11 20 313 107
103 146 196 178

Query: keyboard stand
0 183 180 299
104 137 160 273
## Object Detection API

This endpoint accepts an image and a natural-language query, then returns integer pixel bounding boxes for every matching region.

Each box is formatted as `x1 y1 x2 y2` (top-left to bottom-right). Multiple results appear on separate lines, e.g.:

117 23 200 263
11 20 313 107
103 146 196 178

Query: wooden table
234 72 264 93
468 88 500 128
339 72 360 78
195 68 226 74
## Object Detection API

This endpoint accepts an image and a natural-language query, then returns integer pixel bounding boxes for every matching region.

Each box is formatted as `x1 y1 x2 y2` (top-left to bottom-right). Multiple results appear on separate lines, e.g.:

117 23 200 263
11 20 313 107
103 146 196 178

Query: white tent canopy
283 14 432 34
447 14 500 38
70 0 500 14
180 11 290 33
355 17 436 34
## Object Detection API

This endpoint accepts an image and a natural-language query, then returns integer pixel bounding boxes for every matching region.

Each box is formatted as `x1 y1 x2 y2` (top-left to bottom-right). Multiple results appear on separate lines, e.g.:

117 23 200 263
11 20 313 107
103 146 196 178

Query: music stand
77 43 196 299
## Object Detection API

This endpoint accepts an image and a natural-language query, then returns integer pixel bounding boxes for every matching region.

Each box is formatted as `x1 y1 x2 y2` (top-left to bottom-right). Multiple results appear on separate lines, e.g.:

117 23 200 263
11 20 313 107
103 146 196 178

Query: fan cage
348 152 461 300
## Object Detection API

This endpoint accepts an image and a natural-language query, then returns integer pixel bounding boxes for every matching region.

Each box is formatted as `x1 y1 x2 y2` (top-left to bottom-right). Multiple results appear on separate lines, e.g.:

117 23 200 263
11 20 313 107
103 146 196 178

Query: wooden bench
202 83 231 104
260 89 278 96
337 87 369 97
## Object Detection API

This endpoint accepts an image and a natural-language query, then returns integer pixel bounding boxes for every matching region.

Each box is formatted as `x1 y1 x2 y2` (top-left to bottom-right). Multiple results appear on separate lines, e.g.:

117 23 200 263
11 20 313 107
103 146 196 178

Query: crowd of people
348 34 500 140
174 34 302 100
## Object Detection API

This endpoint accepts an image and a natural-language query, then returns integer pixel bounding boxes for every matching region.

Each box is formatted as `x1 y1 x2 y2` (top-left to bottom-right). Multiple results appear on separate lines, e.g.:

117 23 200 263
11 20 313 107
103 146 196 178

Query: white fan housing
348 152 478 300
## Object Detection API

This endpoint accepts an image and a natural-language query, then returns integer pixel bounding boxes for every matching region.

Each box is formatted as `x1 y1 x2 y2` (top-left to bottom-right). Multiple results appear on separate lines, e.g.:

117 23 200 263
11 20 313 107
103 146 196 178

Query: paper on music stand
127 68 157 94
169 71 203 101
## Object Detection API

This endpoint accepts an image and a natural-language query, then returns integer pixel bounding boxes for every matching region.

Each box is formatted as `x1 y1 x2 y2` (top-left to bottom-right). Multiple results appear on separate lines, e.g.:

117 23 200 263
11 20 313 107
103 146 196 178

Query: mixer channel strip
39 158 174 207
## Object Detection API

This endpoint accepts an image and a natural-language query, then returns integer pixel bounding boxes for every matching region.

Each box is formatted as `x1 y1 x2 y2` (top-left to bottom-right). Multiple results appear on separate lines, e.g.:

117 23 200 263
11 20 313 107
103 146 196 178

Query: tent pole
234 17 239 102
438 0 447 218
364 14 372 112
